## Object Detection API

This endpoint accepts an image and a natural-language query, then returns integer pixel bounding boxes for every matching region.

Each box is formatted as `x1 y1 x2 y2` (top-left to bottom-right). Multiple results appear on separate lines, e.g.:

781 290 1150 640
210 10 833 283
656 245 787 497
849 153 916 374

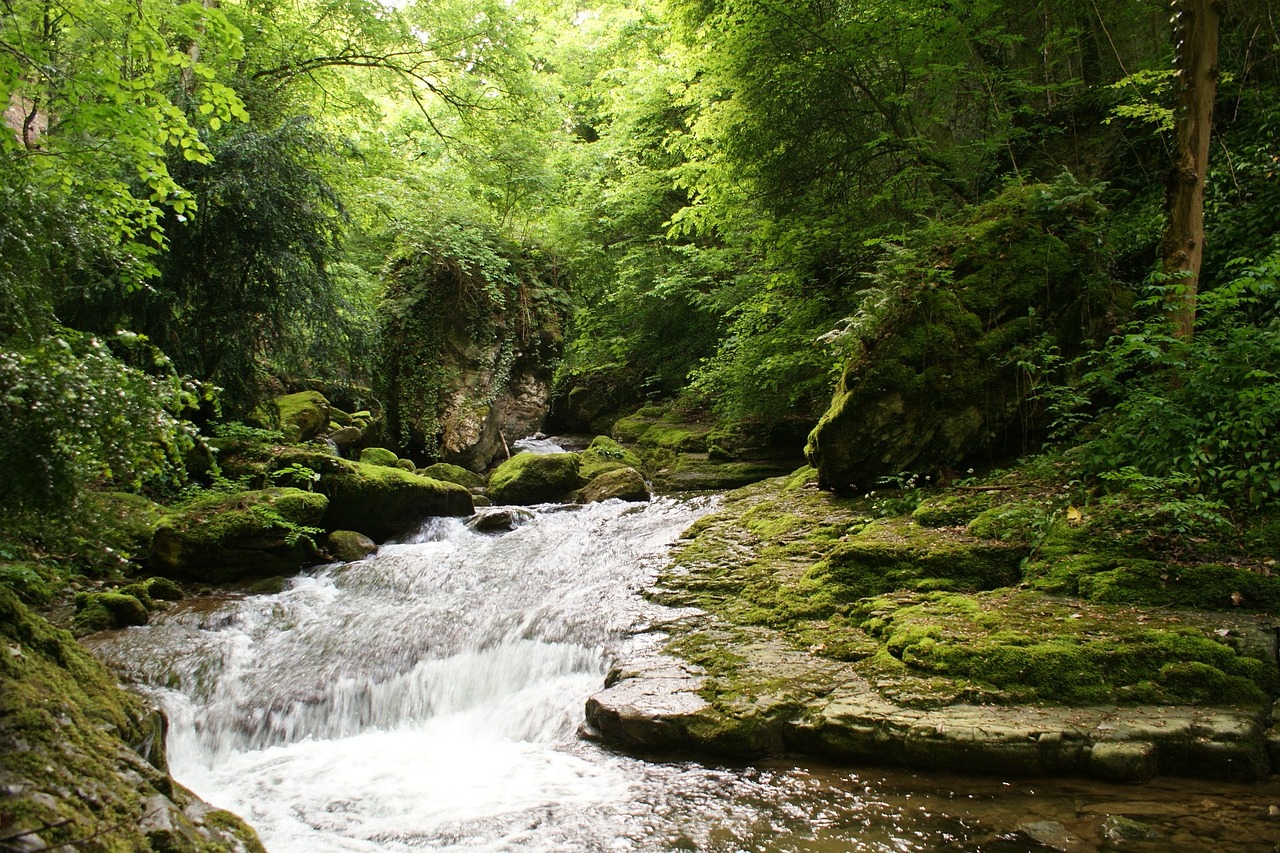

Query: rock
468 507 535 533
247 576 287 595
148 488 329 583
378 243 570 471
565 385 613 432
1103 816 1162 841
328 529 378 562
805 181 1113 492
0 588 265 852
71 591 149 635
359 446 400 468
418 463 487 491
579 467 650 503
1088 742 1156 782
487 452 585 505
270 390 331 443
327 425 363 451
141 576 185 601
320 461 474 540
579 435 645 481
1017 820 1091 852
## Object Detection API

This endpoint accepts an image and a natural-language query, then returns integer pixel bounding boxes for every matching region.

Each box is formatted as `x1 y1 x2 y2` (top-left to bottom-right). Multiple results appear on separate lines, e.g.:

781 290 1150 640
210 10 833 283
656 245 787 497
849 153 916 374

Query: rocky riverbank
585 465 1280 783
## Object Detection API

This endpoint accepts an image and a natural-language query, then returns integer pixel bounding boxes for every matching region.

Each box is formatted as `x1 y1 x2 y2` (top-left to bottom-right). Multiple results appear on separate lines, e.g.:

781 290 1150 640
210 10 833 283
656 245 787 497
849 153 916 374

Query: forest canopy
1 0 1278 520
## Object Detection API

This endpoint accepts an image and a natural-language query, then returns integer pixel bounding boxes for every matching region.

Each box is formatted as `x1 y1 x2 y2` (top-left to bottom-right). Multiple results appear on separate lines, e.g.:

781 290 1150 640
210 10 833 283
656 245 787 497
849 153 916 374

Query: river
89 495 1280 852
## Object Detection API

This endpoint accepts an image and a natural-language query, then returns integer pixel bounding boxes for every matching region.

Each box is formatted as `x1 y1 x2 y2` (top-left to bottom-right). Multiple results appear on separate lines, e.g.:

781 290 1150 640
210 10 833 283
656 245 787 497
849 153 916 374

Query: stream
89 494 1280 852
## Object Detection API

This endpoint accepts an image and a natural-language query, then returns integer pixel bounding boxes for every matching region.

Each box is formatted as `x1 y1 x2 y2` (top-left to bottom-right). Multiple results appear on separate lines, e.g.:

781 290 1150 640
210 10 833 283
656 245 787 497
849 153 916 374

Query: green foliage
378 215 569 457
1068 253 1280 508
0 331 195 514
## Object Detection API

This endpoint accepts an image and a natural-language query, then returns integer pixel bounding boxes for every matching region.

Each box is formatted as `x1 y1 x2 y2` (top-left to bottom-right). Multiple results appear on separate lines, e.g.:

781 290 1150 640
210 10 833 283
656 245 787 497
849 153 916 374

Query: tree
1161 0 1224 340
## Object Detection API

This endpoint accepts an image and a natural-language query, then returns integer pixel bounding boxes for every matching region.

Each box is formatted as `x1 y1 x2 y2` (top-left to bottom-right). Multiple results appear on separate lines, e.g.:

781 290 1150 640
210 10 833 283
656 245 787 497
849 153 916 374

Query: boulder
328 529 378 562
468 507 535 533
378 243 570 471
71 591 149 635
487 452 585 505
271 391 331 442
148 488 329 583
359 446 400 468
327 425 363 452
320 461 474 540
0 588 265 853
579 467 650 504
418 462 487 492
579 435 645 481
805 180 1115 492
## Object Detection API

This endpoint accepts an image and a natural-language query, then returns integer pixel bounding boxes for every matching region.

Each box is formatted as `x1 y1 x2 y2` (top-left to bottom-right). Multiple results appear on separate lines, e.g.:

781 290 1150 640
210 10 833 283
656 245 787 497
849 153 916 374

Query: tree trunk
1161 0 1223 341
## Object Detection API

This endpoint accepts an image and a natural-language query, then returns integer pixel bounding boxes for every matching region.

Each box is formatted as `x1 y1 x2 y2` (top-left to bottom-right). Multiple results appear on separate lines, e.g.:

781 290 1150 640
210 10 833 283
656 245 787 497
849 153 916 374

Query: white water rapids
89 495 1280 852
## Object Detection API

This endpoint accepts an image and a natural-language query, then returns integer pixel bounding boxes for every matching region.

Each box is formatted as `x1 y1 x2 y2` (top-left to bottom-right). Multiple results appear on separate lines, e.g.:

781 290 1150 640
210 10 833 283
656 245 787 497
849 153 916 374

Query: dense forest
3 0 1280 845
2 0 1279 537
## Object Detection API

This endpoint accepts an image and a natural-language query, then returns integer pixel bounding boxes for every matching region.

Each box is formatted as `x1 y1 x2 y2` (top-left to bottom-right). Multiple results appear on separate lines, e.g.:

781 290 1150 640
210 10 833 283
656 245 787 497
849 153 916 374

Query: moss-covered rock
579 435 645 481
359 446 400 468
148 488 329 583
418 462 487 491
487 452 586 505
806 180 1116 492
579 467 650 503
71 591 149 635
0 587 264 852
328 529 378 562
320 461 474 539
267 390 331 443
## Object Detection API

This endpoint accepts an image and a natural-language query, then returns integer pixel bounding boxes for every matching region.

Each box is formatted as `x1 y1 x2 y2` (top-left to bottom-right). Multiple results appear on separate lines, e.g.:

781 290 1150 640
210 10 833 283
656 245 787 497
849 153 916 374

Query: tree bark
1161 0 1223 341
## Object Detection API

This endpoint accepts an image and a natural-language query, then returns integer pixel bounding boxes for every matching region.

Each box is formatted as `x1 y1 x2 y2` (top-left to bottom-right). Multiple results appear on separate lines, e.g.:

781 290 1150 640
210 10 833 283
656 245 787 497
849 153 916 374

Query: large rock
487 452 585 505
579 435 645 481
805 180 1115 493
320 461 474 539
0 588 265 852
418 462 487 491
149 488 329 583
268 391 331 442
579 467 650 504
378 239 570 471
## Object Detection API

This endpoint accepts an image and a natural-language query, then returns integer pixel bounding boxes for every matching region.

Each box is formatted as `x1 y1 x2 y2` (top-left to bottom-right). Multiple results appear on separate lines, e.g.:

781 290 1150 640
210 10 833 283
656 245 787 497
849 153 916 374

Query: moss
804 518 1026 601
579 435 646 481
611 414 653 444
638 423 710 452
912 491 999 527
1 587 263 851
487 452 585 505
142 576 185 601
418 462 486 491
267 390 331 442
359 446 400 468
321 461 474 539
72 591 149 635
149 488 329 583
852 590 1279 706
0 561 59 604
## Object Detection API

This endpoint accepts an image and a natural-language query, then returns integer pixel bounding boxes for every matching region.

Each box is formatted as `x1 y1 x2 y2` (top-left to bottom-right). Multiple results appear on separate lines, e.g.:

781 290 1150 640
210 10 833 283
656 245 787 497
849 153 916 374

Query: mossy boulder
320 461 474 539
71 591 149 635
418 462 487 491
579 435 645 481
0 587 265 852
806 180 1115 493
579 467 650 504
487 452 586 505
328 529 378 562
267 390 331 442
148 488 329 583
359 446 401 468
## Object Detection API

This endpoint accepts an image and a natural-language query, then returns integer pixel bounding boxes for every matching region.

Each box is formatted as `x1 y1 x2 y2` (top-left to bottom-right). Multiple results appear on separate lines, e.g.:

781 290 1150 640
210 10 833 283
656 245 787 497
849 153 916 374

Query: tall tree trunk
1161 0 1223 340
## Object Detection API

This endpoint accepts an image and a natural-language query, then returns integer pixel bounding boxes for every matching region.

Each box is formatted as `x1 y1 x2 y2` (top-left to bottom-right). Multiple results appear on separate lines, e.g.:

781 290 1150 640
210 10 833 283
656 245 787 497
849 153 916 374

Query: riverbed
88 496 1280 851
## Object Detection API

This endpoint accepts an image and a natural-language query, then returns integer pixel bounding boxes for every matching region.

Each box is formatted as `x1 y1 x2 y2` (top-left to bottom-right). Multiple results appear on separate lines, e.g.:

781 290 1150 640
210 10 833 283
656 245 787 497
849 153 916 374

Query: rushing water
91 496 1280 852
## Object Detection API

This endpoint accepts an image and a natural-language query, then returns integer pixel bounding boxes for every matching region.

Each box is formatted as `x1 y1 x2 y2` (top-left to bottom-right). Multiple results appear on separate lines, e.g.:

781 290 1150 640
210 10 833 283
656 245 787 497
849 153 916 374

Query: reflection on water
90 497 1280 852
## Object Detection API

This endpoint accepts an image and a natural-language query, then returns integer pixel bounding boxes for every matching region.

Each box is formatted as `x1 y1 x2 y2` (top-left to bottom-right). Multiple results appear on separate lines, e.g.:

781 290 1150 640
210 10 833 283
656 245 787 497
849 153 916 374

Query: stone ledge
585 629 1274 783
